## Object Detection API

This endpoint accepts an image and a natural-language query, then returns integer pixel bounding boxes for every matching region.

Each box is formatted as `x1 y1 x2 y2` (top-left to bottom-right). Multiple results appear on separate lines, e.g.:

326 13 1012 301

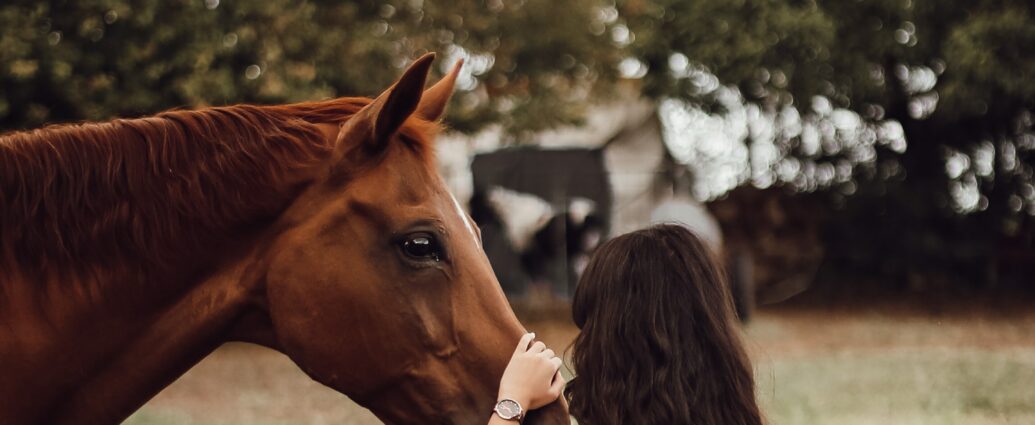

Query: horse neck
0 109 335 424
0 103 336 285
0 103 336 328
0 226 281 424
77 255 271 424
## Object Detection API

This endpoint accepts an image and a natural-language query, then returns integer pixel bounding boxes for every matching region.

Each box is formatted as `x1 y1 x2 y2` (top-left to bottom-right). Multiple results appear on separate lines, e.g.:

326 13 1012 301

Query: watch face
496 399 522 419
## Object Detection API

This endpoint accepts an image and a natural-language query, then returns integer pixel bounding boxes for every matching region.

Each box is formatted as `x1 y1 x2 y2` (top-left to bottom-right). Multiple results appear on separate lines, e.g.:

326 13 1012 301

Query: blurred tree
617 0 1035 288
2 0 1033 289
0 0 620 133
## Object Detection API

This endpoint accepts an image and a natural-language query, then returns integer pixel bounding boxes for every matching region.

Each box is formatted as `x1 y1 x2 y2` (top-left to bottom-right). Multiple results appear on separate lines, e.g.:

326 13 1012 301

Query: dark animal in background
470 148 612 298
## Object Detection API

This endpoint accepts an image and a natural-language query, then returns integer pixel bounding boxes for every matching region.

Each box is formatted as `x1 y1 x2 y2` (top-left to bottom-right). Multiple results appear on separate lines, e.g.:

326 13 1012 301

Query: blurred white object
436 94 725 249
650 197 723 253
568 197 597 227
486 186 554 252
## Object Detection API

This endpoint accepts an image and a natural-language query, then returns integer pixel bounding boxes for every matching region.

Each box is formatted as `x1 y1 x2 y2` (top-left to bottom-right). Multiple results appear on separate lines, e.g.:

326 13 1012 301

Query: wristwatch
493 398 524 421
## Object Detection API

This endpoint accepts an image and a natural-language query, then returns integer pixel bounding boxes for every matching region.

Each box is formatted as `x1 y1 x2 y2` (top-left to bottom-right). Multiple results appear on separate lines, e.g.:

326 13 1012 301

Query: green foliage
623 0 837 106
618 0 1035 284
0 0 619 133
2 0 1033 286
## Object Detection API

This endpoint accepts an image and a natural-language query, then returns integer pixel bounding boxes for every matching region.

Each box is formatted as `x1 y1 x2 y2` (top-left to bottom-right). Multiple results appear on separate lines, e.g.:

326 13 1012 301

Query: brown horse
0 54 568 424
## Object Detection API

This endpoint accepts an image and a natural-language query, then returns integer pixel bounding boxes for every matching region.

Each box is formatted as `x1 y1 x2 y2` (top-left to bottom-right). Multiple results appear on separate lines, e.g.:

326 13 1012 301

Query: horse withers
0 53 568 424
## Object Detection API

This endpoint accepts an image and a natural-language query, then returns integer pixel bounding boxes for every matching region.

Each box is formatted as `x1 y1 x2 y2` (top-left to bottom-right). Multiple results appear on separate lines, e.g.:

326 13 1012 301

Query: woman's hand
497 332 565 411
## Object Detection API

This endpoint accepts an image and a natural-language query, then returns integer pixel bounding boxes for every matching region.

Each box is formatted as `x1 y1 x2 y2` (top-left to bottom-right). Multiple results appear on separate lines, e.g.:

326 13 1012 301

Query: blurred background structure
4 0 1033 301
2 0 1033 424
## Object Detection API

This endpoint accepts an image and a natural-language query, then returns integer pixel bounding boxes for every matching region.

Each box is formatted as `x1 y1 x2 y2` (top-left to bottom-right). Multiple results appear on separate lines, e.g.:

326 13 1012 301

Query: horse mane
0 98 436 276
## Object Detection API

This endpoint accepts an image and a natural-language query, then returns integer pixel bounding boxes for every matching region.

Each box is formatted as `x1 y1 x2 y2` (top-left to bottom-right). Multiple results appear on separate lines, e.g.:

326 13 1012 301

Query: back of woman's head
565 224 762 425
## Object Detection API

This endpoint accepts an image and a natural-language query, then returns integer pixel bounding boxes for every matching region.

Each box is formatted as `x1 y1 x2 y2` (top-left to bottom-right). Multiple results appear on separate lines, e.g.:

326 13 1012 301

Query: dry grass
126 307 1035 425
744 308 1035 425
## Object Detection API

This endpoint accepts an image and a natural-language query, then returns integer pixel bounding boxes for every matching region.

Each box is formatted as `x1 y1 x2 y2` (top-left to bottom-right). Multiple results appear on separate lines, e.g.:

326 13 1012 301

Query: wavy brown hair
564 224 763 425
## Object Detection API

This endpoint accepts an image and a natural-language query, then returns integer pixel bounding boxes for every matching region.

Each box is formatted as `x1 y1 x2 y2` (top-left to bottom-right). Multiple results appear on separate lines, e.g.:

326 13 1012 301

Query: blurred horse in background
0 53 568 425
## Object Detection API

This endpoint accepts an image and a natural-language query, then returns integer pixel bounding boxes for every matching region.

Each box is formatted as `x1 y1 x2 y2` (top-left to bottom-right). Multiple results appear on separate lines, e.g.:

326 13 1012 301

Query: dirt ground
126 305 1035 425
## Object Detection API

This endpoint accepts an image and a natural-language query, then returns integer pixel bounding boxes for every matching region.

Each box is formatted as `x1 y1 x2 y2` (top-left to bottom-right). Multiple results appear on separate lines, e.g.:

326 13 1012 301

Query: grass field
125 306 1035 425
745 309 1035 425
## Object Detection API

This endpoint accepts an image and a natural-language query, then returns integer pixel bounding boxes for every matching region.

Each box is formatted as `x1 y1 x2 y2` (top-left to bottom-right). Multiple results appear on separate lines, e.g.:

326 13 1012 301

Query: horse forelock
0 97 439 281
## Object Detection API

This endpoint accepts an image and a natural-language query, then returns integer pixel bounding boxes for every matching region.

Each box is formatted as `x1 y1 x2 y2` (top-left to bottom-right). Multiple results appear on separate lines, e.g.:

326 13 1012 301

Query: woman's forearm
486 414 513 425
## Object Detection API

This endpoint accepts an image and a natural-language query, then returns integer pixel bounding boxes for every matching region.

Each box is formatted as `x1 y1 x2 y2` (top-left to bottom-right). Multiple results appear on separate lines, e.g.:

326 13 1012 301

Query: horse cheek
263 233 368 391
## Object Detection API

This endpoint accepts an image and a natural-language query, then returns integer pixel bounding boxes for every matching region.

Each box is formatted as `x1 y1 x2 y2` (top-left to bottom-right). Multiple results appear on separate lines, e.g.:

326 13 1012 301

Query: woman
489 224 763 424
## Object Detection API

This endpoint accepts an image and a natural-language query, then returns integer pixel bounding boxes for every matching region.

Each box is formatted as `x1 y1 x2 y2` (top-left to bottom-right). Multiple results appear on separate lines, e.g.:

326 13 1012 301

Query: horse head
257 54 569 424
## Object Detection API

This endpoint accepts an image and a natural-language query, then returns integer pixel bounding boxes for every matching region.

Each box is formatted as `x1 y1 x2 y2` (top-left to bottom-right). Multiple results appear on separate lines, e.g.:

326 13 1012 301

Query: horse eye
401 234 442 261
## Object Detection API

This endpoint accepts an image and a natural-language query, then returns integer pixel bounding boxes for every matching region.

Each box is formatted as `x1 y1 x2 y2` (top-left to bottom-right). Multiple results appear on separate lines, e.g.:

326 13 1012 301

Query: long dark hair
565 224 763 425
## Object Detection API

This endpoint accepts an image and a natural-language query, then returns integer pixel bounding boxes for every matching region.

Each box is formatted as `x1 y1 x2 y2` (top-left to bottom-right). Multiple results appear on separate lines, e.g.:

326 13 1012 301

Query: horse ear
361 53 436 148
417 58 464 122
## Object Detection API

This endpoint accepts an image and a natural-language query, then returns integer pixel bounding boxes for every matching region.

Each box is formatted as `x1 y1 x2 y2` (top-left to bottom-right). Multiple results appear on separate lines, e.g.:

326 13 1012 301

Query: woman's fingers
500 334 568 411
514 332 535 355
546 371 566 398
